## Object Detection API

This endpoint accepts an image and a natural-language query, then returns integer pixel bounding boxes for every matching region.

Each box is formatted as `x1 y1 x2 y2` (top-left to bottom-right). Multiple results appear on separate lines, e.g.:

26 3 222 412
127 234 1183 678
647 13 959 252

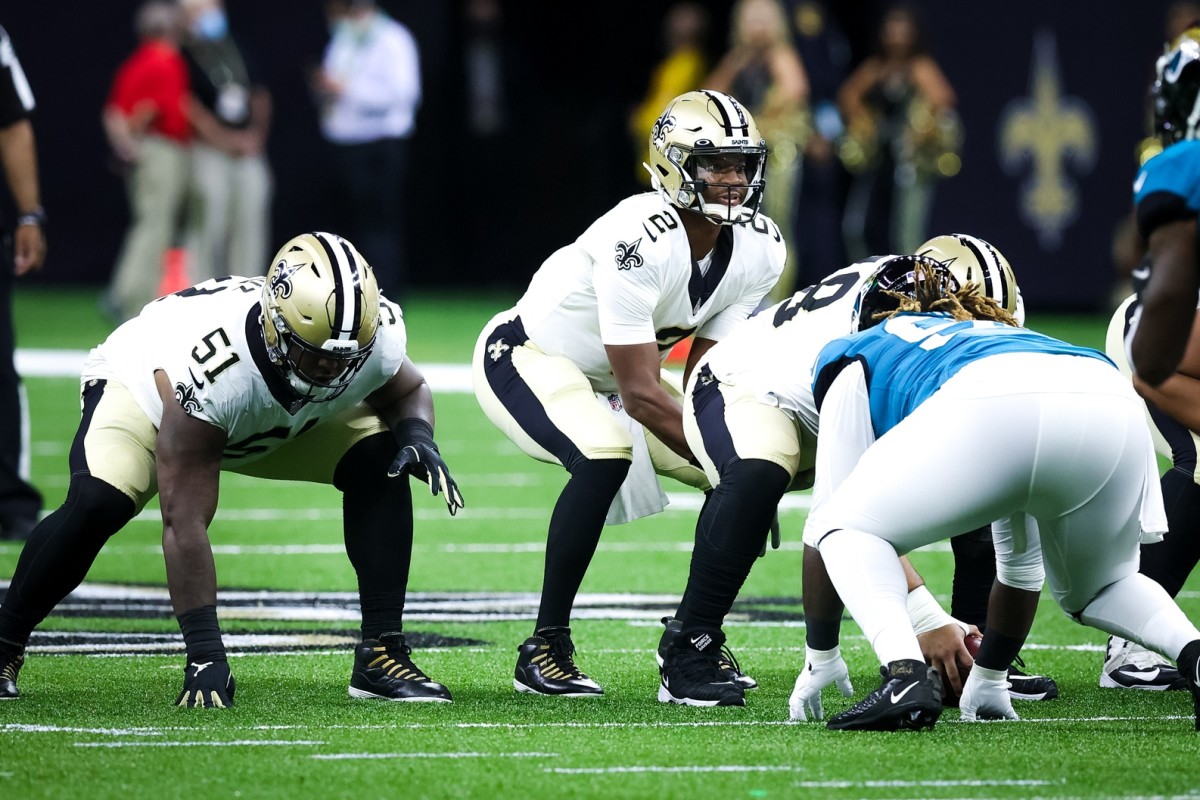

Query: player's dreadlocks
875 260 1019 328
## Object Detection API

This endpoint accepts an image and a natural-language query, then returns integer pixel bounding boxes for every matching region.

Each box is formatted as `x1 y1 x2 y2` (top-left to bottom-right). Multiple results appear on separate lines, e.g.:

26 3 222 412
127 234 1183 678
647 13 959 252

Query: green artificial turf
2 287 1197 799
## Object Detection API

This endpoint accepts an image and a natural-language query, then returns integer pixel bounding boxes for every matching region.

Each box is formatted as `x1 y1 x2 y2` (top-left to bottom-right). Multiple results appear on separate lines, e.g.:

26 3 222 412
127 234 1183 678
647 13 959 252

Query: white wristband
806 645 842 665
906 585 969 636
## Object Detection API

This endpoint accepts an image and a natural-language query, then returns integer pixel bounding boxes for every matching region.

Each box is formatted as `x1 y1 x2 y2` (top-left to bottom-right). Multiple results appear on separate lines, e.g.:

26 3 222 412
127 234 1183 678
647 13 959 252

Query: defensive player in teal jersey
798 256 1200 732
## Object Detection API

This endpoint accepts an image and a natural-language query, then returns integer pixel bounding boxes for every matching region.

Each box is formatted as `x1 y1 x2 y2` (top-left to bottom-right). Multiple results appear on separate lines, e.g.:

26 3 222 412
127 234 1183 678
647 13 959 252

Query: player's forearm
1134 371 1200 433
371 369 435 439
621 388 692 459
1136 221 1200 385
162 521 219 614
1132 292 1193 385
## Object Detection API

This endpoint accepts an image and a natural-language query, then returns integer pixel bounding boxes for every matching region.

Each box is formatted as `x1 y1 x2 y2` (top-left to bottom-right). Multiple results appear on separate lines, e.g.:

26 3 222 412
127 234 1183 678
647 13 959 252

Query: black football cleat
658 628 746 707
349 633 452 703
826 659 942 731
1007 654 1059 701
0 643 23 700
514 627 603 697
656 616 757 689
1177 639 1200 731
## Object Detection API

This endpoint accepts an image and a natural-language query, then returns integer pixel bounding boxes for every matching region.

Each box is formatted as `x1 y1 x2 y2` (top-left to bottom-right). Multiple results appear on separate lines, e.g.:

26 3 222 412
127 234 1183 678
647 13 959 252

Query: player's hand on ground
788 646 853 721
176 659 235 708
389 441 465 516
960 665 1018 721
917 622 977 699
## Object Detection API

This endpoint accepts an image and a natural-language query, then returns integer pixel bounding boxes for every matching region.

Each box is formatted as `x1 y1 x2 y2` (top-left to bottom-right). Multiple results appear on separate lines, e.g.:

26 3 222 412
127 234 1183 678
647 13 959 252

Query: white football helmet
644 89 768 225
261 231 380 403
915 234 1024 325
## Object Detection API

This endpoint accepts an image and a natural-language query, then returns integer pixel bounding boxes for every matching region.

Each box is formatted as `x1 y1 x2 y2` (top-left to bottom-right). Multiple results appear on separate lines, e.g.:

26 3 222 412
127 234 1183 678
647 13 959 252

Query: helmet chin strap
697 185 758 226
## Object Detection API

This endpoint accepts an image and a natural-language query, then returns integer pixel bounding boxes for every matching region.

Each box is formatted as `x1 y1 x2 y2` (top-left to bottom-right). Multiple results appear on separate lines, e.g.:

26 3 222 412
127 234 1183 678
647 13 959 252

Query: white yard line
75 740 324 748
549 766 802 774
17 351 477 392
792 779 1058 788
3 724 164 736
311 752 556 760
7 714 1192 740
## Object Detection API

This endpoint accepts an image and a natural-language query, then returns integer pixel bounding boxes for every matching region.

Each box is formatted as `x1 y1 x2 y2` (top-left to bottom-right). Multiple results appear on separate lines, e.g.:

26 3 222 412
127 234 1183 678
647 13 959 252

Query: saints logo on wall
998 30 1097 250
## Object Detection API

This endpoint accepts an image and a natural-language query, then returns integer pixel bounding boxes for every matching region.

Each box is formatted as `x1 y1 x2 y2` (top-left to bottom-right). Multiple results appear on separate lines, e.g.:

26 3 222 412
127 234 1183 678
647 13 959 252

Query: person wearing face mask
313 0 420 302
178 0 273 283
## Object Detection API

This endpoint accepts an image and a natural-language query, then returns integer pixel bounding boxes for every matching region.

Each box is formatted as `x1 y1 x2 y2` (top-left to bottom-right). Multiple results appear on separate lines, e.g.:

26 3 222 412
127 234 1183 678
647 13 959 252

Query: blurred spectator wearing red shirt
102 0 190 323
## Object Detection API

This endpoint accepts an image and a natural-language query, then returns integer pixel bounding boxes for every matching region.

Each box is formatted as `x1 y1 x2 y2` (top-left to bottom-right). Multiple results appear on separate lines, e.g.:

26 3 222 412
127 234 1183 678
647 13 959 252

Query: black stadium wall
0 1 1180 311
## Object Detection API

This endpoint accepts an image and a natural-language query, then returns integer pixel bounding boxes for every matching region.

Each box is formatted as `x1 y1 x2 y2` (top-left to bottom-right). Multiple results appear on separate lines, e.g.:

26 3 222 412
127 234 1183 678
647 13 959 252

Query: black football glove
176 659 235 708
388 418 465 516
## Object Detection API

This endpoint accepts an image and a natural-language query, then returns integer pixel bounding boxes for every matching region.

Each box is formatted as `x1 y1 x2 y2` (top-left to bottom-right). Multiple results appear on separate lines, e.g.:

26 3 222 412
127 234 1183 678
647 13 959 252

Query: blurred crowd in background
0 0 1191 311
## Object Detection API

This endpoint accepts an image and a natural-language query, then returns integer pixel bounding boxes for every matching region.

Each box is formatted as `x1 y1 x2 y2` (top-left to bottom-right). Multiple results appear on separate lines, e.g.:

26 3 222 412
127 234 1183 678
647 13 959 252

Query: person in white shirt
0 232 463 707
472 90 784 699
314 0 420 300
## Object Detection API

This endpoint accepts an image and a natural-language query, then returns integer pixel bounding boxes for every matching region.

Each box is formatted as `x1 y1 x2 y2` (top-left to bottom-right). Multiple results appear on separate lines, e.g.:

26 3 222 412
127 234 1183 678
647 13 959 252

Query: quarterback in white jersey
514 192 784 394
0 233 463 708
472 90 783 698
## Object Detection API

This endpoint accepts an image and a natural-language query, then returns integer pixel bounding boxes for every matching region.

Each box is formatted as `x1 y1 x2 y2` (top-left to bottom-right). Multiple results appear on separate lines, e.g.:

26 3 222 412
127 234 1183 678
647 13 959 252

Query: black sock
950 525 995 630
679 459 790 632
335 433 413 641
535 458 630 631
0 475 133 646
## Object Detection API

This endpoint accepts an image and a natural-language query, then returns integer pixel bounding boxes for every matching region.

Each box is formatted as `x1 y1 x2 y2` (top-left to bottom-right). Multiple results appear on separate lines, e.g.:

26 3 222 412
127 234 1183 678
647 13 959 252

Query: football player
472 90 784 697
1128 25 1200 387
658 234 1051 709
1091 24 1200 693
1101 291 1194 691
0 232 463 707
799 256 1200 731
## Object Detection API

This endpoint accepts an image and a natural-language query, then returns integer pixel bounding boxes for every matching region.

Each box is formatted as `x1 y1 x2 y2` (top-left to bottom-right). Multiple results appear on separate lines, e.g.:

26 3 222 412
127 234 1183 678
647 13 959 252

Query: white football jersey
514 192 786 392
702 256 893 434
82 277 408 466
